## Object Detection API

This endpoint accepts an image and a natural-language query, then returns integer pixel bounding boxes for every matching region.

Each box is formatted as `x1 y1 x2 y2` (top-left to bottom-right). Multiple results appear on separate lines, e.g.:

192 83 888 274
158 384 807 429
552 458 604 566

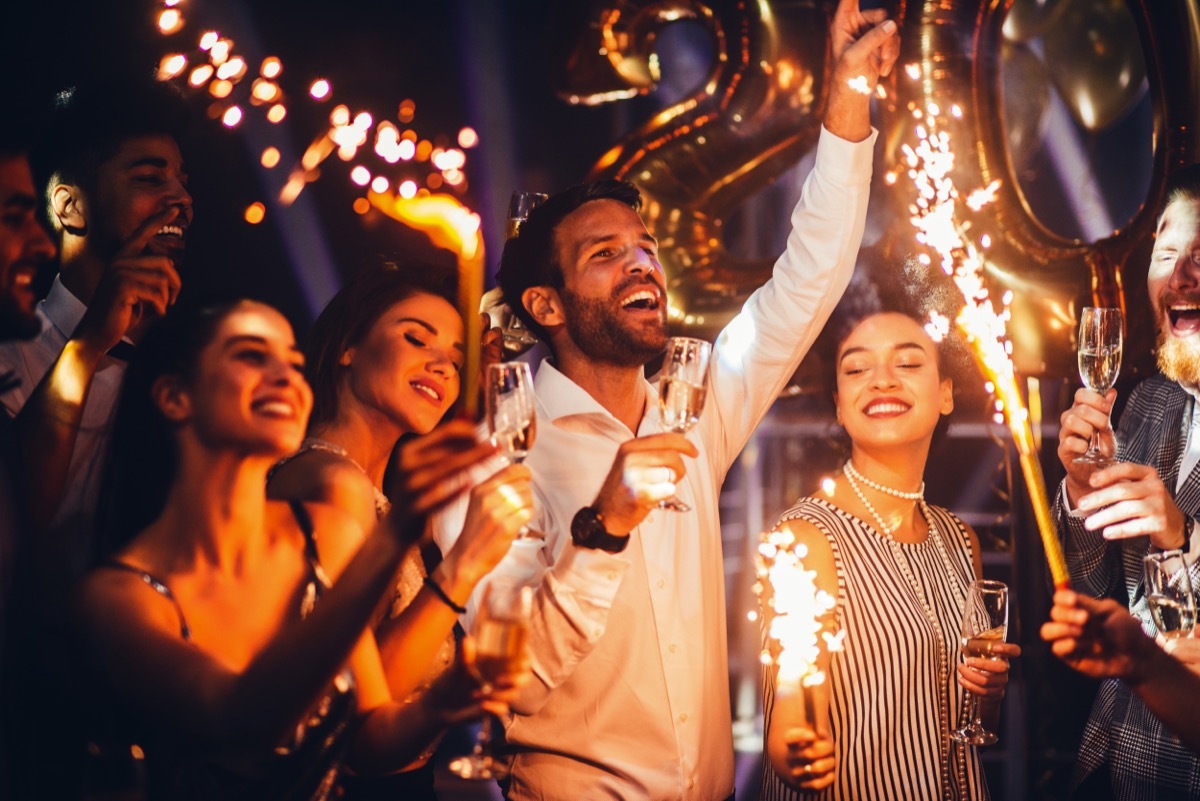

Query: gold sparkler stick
367 191 485 418
898 90 1071 589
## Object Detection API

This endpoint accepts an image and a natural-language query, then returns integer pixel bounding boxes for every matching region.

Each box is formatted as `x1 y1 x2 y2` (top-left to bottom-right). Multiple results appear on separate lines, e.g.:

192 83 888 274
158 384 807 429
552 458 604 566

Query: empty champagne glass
1144 550 1197 639
951 579 1009 746
1074 307 1123 467
447 578 532 780
656 337 711 512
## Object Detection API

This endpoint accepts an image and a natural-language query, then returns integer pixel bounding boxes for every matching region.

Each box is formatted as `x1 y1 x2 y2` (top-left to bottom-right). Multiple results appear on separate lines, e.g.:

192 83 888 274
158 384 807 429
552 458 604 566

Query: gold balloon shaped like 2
559 0 832 338
562 0 1200 379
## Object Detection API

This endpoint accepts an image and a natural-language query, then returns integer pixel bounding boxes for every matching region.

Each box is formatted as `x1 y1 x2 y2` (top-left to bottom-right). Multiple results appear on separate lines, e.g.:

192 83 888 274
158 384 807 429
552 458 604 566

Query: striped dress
760 497 989 801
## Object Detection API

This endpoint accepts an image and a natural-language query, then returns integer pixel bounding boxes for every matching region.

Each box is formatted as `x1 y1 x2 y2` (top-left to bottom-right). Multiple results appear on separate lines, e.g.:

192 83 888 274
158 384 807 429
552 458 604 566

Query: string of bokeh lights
152 0 478 226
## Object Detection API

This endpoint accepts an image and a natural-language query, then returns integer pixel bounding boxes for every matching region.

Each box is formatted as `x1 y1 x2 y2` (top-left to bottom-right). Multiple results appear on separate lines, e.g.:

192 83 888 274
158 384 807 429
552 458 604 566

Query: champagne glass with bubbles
448 578 532 780
952 579 1009 746
1074 307 1123 467
656 337 711 512
1144 550 1197 640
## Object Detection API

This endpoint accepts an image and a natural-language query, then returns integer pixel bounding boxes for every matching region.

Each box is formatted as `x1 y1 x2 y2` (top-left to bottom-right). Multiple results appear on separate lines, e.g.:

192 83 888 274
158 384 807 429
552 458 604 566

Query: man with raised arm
432 2 899 798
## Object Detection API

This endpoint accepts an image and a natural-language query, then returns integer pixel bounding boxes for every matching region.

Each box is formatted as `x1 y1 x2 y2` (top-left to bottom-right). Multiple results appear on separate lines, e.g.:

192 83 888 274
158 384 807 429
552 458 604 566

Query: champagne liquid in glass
654 337 712 512
961 625 1007 659
1078 344 1121 393
491 419 535 464
659 378 706 434
448 580 532 781
952 580 1009 746
1072 307 1124 471
473 617 529 686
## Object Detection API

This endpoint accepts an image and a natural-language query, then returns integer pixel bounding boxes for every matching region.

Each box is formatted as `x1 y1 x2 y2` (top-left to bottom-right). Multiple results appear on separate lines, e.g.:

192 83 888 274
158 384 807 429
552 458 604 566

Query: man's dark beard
560 281 667 368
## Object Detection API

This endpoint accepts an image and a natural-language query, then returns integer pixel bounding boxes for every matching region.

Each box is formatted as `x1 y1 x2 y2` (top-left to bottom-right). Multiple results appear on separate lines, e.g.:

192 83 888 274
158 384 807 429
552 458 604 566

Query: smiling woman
760 259 1021 801
266 261 534 799
72 298 505 800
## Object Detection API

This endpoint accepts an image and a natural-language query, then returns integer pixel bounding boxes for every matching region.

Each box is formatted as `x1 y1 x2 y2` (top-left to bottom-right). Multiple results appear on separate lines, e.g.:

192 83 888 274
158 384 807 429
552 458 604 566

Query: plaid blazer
1054 374 1200 800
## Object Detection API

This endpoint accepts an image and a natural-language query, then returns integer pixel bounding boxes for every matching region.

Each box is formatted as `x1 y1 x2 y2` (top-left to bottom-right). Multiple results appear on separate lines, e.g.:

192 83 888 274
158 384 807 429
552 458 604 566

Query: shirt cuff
816 125 878 185
549 539 631 601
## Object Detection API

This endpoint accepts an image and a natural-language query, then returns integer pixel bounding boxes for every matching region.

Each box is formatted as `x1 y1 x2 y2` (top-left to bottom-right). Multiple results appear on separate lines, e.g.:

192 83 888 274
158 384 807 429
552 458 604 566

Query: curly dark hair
814 250 980 448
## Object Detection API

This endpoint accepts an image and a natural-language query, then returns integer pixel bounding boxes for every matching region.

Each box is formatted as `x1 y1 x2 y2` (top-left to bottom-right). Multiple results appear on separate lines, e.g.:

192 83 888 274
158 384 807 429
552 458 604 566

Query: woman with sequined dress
76 300 510 800
267 264 532 799
760 267 1021 800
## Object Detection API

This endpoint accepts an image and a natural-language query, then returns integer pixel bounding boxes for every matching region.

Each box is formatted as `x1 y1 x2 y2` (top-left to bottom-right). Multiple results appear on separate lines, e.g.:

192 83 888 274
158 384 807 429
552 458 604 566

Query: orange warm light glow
244 202 266 224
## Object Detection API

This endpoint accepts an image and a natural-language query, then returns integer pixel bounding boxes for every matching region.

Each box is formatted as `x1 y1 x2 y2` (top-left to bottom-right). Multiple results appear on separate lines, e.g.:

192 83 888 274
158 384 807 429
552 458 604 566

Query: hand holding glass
1144 550 1197 640
656 337 711 512
1074 307 1123 468
447 578 532 780
952 579 1009 746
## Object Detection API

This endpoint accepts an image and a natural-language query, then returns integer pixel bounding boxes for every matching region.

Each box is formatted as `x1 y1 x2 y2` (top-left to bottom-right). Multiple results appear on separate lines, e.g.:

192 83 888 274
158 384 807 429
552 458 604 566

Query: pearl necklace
843 462 968 800
844 458 924 500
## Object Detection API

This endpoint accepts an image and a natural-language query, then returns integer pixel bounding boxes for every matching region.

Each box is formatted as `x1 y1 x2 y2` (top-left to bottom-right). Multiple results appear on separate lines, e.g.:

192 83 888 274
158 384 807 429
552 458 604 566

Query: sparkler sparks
755 528 843 691
151 1 477 214
898 64 1071 588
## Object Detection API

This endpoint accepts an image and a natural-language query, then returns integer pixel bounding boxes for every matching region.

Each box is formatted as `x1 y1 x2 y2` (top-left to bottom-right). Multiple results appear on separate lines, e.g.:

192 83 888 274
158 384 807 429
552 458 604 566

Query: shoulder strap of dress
100 559 192 640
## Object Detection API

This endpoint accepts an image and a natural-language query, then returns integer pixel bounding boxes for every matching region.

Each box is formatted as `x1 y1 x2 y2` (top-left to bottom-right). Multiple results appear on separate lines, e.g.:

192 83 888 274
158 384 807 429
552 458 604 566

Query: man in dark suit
1055 165 1200 799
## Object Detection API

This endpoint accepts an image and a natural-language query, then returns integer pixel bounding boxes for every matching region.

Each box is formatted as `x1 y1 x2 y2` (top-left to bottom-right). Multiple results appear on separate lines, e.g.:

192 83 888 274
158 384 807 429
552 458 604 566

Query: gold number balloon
564 0 1200 377
559 0 834 336
880 0 1200 375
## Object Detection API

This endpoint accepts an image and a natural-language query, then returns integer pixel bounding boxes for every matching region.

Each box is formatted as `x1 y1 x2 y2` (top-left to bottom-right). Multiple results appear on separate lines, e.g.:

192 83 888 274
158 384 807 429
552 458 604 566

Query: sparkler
895 75 1071 589
755 527 844 723
367 191 485 418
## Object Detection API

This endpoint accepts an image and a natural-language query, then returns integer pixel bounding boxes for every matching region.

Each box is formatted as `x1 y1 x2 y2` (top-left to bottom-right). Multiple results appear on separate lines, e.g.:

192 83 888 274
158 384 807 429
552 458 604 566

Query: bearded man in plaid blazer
1054 166 1200 800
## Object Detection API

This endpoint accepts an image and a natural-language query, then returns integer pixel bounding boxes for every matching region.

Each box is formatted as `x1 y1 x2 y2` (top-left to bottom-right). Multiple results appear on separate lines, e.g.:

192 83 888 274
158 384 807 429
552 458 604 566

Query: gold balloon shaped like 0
563 0 1200 380
879 0 1200 377
559 0 834 338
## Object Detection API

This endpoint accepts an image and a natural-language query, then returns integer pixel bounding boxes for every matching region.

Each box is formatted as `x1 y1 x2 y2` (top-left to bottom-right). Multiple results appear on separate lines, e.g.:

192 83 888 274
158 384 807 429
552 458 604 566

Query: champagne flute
656 336 711 512
486 362 536 465
1074 307 1123 467
447 578 532 780
486 363 537 538
951 579 1009 746
1144 550 1197 639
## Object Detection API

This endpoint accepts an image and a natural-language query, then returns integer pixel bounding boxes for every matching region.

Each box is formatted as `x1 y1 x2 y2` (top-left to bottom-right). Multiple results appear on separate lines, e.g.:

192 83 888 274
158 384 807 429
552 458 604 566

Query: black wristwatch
571 506 630 554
